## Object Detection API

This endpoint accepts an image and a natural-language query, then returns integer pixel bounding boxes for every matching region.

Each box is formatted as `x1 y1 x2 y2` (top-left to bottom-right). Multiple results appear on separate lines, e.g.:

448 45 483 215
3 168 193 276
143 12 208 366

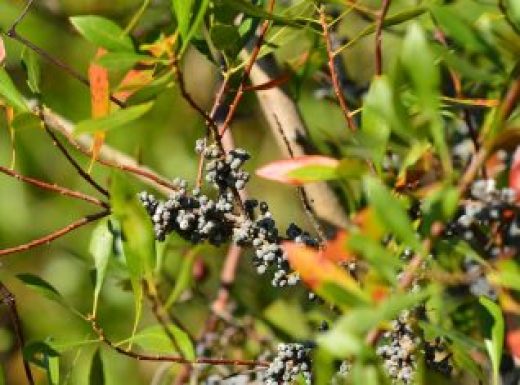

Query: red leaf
507 328 520 359
509 146 520 200
256 156 339 186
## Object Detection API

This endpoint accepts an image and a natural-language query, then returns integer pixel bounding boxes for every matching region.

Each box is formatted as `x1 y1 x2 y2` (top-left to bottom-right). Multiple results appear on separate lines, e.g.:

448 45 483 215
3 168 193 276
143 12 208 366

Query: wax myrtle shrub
1 0 520 384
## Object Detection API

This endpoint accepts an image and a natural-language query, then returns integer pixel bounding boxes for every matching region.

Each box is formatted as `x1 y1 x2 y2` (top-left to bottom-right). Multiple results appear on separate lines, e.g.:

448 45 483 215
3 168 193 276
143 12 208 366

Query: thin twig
5 31 125 108
6 0 34 33
42 117 109 197
272 113 326 244
0 166 108 208
40 106 178 195
218 0 276 136
0 283 35 385
123 0 151 35
0 210 109 257
375 0 391 76
318 6 357 132
89 317 268 367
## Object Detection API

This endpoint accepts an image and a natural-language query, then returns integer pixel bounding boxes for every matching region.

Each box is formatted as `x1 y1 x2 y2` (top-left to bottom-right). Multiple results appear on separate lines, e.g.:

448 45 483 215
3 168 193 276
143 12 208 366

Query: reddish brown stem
375 0 391 76
90 318 268 367
218 0 276 136
0 210 109 257
0 283 35 385
0 166 108 208
318 6 357 132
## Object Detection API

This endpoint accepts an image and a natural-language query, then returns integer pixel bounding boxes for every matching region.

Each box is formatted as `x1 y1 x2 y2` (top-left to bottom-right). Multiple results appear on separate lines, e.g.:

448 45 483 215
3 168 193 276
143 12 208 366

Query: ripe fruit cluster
139 139 318 287
263 343 313 385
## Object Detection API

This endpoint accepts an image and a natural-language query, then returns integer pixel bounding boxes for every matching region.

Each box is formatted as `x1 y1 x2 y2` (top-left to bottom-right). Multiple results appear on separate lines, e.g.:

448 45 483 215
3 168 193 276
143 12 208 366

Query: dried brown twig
375 0 391 76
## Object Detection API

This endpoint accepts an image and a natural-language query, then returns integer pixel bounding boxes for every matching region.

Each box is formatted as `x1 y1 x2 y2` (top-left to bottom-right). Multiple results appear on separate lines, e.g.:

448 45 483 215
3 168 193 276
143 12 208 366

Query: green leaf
23 341 60 385
127 324 195 358
110 173 156 341
89 349 105 385
479 296 504 385
210 23 241 50
172 0 195 39
286 164 338 183
70 16 134 52
348 234 402 285
361 76 392 169
97 52 161 72
503 0 520 30
89 219 113 316
363 176 422 253
401 23 451 174
11 112 41 131
16 273 66 307
21 48 41 94
0 68 29 112
165 248 198 309
75 102 153 135
264 299 311 340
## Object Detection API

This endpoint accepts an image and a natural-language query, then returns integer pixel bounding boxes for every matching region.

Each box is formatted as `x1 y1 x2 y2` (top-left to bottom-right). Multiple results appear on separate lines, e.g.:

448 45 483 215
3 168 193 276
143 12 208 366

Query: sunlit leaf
363 176 422 252
479 296 504 385
256 156 339 185
0 68 29 112
75 102 154 135
21 47 40 94
127 324 195 359
89 219 113 316
70 16 133 52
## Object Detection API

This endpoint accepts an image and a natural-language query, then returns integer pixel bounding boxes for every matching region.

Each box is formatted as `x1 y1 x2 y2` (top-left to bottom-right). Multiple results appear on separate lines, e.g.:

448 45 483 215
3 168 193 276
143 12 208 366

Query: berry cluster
198 140 250 191
263 343 313 385
445 179 519 257
139 181 234 244
139 139 318 287
376 311 417 385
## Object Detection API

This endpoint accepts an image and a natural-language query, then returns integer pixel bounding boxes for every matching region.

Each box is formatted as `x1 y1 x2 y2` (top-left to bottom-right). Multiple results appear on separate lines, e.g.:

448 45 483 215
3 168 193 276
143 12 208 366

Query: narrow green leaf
89 349 105 385
286 164 338 182
21 48 40 94
75 102 153 135
16 274 66 307
110 173 156 342
89 219 113 316
11 112 41 131
180 0 210 54
172 0 195 39
23 341 60 385
361 76 392 169
70 16 134 52
0 68 29 112
264 299 311 339
165 248 198 309
363 176 422 252
97 52 162 72
479 296 504 385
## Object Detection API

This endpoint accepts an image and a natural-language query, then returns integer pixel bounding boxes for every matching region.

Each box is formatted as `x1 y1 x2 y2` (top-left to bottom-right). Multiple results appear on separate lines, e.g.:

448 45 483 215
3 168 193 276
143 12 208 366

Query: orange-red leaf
114 69 154 102
256 156 339 186
509 146 520 200
507 328 520 359
283 241 362 298
88 48 110 170
322 230 354 263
